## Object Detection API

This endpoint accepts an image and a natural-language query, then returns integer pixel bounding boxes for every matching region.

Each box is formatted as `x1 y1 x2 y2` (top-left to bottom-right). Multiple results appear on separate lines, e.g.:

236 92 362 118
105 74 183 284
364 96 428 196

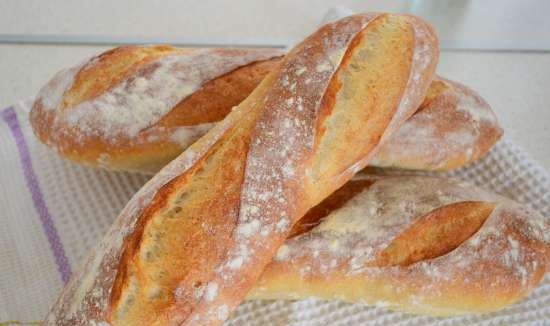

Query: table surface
1 0 549 169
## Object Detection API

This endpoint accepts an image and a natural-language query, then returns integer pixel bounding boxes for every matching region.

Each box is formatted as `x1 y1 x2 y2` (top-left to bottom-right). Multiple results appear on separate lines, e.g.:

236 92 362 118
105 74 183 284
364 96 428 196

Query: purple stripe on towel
1 107 71 283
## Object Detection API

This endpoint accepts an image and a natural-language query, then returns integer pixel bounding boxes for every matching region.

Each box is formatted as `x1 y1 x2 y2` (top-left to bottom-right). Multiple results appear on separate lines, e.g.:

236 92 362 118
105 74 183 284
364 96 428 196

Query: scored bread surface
43 13 438 326
249 176 550 316
31 49 500 174
31 45 283 172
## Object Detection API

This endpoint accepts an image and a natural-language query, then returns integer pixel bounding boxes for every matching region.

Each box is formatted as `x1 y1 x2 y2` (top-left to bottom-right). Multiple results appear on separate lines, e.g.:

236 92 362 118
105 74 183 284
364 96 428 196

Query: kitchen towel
1 101 549 325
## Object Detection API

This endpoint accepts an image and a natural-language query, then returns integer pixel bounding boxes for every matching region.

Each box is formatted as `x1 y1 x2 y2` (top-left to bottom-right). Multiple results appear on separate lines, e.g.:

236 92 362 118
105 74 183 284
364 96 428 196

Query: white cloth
0 101 548 325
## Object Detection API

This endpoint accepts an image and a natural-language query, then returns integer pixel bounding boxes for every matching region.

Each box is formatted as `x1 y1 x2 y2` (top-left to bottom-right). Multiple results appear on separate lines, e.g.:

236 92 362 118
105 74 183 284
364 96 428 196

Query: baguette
30 49 498 174
43 13 438 326
30 45 283 173
249 175 550 316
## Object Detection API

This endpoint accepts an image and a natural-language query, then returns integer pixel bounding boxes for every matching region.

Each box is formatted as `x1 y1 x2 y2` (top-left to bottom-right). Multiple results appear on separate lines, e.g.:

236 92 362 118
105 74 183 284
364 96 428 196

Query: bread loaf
31 45 283 172
43 13 438 326
249 175 549 316
30 49 498 174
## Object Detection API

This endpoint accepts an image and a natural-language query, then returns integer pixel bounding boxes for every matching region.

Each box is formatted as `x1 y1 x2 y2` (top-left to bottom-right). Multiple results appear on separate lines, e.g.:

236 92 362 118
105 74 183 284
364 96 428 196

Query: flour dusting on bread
260 176 549 316
372 77 502 170
59 49 281 140
37 64 82 110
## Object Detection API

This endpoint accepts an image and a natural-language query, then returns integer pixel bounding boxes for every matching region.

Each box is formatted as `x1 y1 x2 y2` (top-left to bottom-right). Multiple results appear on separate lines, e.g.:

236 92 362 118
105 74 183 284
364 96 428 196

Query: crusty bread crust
372 76 503 170
42 13 438 326
30 51 499 174
249 176 549 316
30 46 283 173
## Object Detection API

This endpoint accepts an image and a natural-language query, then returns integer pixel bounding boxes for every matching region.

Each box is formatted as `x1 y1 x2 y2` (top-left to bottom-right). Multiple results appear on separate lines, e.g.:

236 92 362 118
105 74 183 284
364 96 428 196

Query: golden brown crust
249 176 550 316
376 201 496 266
158 57 281 126
30 46 284 173
305 13 418 206
288 178 375 237
110 112 255 323
63 45 180 110
372 76 503 170
42 13 438 326
31 50 499 174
